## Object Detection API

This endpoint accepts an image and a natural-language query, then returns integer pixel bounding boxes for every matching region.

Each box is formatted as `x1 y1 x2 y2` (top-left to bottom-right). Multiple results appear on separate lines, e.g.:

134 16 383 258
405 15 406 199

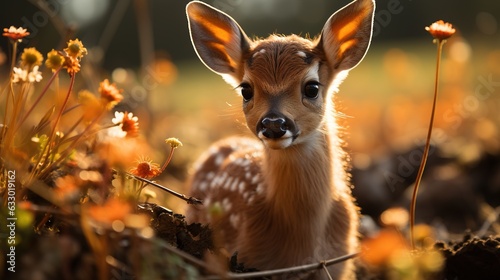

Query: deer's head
187 0 375 149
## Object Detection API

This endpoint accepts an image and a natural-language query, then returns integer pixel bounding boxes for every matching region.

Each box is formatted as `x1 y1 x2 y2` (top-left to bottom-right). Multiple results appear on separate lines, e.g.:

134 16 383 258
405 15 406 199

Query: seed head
165 137 183 149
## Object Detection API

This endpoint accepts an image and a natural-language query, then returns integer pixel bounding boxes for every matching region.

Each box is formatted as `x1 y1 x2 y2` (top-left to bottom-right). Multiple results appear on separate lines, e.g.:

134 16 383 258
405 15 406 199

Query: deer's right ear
186 1 250 84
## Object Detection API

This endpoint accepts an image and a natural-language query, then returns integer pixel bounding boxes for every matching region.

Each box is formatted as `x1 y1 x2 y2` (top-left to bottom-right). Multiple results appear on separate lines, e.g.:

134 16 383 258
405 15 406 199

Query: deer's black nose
258 114 287 139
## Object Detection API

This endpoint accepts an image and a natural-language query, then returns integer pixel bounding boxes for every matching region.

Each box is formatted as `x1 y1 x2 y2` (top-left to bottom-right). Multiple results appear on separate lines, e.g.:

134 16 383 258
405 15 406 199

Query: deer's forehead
244 41 319 92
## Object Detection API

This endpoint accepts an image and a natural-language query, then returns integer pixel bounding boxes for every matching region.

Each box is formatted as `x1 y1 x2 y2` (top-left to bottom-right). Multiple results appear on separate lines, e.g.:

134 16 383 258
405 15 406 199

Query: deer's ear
187 1 250 82
316 0 375 71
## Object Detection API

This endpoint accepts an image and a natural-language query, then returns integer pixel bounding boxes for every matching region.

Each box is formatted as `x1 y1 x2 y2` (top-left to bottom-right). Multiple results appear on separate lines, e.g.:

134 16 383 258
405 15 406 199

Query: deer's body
185 1 375 279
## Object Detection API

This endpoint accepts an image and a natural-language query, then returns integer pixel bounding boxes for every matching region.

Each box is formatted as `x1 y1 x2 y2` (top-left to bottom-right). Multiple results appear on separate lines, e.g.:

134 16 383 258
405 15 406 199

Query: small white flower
27 65 42 83
7 26 28 35
107 126 127 138
12 67 27 83
112 111 125 124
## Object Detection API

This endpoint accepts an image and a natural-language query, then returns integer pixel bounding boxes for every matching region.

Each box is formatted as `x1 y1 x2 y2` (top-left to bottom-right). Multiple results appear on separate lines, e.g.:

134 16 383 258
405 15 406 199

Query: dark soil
435 234 500 280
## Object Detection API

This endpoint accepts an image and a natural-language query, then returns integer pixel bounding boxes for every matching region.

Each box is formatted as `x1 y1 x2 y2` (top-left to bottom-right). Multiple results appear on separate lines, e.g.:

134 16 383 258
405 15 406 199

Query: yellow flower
78 90 103 121
21 47 43 70
425 20 456 41
45 49 64 72
3 26 30 41
130 157 161 179
99 79 123 109
165 137 183 148
64 38 87 59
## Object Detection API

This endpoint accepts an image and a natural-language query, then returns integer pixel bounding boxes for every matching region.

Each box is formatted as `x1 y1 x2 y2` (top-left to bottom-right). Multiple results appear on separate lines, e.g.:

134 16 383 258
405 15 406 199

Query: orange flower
425 20 456 41
99 79 123 109
54 175 80 202
3 26 30 41
360 229 409 267
88 197 132 225
61 52 81 76
130 157 161 179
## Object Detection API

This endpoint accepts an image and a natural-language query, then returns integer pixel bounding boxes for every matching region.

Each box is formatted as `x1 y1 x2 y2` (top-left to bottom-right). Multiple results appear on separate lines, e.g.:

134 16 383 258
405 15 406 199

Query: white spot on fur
222 197 232 212
297 51 307 58
252 49 266 58
238 181 246 193
230 214 240 228
198 181 208 192
206 171 215 180
204 197 211 207
214 153 225 166
256 183 264 195
230 178 239 192
251 174 261 185
224 176 234 190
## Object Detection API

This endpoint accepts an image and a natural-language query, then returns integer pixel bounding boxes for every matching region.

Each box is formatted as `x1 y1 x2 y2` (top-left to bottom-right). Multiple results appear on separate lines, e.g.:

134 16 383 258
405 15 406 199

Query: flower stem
160 147 176 173
410 39 444 250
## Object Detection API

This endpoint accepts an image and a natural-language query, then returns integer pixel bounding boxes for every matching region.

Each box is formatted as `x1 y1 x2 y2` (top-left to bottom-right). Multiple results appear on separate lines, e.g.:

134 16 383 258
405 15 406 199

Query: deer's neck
240 126 344 268
263 131 336 222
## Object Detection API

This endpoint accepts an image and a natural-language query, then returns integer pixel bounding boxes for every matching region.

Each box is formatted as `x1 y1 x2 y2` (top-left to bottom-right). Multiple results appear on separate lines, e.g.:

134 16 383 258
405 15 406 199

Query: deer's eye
303 81 320 99
240 83 254 102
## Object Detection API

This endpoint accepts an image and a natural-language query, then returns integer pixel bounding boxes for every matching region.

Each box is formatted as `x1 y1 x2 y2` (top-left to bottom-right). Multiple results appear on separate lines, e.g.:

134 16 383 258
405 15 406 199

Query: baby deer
185 0 375 278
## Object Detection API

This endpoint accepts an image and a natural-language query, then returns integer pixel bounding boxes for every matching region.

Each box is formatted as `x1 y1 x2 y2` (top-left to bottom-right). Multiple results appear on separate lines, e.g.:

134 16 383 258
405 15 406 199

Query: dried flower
99 79 123 109
112 111 139 137
62 54 81 76
64 38 87 59
425 20 456 41
130 157 161 178
3 26 30 41
20 47 43 69
45 49 64 72
165 137 183 148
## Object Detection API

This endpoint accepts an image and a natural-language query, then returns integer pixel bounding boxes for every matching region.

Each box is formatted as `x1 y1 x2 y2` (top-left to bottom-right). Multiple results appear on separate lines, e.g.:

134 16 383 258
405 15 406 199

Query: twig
126 172 202 205
478 206 500 237
322 262 334 280
202 252 359 279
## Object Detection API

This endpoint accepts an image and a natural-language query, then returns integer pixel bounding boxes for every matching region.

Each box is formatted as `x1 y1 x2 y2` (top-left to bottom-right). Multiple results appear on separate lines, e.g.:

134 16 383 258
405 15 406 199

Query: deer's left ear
316 0 375 71
186 1 250 85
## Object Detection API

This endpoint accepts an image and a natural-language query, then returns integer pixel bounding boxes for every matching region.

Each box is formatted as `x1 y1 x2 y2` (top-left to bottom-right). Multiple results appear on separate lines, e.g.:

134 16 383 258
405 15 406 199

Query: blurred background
1 0 499 236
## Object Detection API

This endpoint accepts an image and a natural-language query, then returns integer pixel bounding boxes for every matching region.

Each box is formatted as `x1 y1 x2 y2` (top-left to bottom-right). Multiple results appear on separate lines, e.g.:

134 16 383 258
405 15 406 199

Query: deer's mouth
258 130 299 149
